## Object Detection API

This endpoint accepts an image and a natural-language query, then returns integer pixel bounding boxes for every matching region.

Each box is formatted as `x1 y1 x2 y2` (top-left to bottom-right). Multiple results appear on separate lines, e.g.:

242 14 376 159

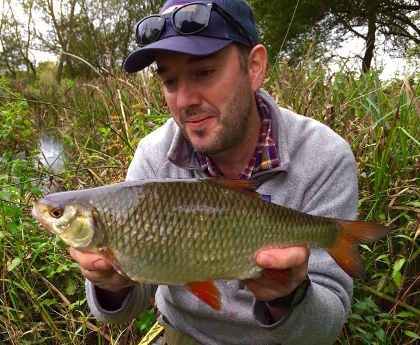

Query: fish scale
32 178 387 310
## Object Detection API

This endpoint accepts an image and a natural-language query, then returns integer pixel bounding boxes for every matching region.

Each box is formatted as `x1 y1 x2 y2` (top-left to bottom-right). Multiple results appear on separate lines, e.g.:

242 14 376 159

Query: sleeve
86 280 157 324
254 139 357 345
86 140 158 323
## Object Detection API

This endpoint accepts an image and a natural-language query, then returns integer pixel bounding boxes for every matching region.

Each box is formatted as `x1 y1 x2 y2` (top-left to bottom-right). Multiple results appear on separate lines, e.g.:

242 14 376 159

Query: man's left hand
243 246 309 302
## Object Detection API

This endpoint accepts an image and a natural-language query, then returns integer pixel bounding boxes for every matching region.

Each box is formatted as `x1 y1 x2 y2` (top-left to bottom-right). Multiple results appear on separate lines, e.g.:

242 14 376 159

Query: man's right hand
69 247 135 293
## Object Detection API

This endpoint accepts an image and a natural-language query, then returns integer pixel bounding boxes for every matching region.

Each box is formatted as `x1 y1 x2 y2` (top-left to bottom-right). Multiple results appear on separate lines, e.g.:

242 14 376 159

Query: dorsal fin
203 178 261 198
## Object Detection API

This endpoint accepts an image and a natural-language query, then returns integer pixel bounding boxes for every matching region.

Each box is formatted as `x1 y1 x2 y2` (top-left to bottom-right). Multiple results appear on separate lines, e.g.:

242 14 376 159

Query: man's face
155 45 255 155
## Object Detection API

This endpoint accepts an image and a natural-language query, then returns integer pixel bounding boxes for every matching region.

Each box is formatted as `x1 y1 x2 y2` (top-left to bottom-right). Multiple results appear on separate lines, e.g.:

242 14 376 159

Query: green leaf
365 315 375 324
6 222 18 232
375 254 390 265
3 205 22 217
407 201 420 208
404 330 420 340
392 258 406 274
0 190 10 201
391 258 406 286
42 298 57 307
355 297 377 312
65 277 77 296
135 308 157 334
360 244 372 252
374 328 386 342
349 313 363 321
397 311 415 319
392 271 402 287
68 298 86 311
7 257 21 272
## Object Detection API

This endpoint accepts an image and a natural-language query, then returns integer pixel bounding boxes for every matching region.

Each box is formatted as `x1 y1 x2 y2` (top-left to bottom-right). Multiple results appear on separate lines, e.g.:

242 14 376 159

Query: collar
194 94 280 178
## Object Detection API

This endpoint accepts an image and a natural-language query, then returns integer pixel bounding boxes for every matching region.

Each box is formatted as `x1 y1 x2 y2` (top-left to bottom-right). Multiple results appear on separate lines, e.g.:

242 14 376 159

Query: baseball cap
123 0 259 73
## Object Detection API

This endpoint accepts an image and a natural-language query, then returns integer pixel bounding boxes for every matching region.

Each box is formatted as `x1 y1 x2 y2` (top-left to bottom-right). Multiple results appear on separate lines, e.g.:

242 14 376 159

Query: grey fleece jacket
86 90 357 345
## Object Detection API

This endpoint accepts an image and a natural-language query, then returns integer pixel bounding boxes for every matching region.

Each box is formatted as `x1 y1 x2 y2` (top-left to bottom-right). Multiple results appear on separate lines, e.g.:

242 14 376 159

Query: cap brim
123 35 232 73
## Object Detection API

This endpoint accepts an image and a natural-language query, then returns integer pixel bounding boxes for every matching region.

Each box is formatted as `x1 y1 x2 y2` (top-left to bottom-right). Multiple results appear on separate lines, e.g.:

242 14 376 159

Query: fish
32 178 387 311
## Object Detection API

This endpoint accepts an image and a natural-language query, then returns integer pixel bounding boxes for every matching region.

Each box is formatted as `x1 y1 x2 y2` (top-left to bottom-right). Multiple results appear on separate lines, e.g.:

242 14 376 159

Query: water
38 133 65 194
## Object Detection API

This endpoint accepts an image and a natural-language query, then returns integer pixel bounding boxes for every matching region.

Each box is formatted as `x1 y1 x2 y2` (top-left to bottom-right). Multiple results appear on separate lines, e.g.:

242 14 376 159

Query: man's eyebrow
156 53 219 75
187 54 215 63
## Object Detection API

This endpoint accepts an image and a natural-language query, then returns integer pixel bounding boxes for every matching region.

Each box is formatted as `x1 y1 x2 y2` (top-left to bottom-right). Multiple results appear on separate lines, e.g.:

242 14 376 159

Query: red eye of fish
49 207 63 218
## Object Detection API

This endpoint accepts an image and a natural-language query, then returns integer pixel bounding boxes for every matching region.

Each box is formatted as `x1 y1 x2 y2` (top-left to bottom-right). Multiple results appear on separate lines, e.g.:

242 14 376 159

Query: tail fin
327 220 388 278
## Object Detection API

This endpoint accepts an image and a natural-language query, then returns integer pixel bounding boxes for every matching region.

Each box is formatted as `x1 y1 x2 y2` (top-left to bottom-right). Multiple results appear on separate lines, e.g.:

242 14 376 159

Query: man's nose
176 79 201 110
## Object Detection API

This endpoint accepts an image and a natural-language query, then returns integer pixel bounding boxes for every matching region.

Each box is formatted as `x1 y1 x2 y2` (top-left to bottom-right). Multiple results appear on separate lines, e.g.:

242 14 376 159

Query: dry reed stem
38 273 112 343
402 76 420 121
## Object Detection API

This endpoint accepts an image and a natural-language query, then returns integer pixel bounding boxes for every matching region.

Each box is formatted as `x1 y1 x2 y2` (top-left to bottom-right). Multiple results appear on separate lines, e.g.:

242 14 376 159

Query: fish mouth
31 203 42 223
32 202 51 230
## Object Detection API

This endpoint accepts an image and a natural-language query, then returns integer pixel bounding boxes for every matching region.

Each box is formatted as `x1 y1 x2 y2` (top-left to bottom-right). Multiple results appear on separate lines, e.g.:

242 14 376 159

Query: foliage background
0 0 419 344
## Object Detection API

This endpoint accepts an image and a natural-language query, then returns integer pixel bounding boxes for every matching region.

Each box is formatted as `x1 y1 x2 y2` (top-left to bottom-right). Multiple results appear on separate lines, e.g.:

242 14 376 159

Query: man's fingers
244 279 286 301
245 246 310 301
80 266 134 292
69 247 113 271
69 247 135 293
80 265 114 280
255 246 309 269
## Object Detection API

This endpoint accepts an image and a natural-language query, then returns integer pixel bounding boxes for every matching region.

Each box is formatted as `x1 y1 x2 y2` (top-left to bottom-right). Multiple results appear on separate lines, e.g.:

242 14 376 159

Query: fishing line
279 0 301 56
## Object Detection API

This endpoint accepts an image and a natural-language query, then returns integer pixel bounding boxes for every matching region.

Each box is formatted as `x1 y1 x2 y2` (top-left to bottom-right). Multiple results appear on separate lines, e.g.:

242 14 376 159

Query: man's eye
163 78 176 88
196 69 215 78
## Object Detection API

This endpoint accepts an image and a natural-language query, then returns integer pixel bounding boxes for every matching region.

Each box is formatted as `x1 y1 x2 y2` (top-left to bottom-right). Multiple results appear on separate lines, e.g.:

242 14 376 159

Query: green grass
0 57 419 344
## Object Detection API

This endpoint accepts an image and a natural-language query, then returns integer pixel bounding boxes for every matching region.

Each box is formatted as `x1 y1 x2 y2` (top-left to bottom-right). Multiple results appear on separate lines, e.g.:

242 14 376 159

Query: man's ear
247 44 267 91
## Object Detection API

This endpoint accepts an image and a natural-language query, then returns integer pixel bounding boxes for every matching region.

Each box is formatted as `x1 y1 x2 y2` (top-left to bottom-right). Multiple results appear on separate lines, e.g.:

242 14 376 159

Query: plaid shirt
195 95 280 179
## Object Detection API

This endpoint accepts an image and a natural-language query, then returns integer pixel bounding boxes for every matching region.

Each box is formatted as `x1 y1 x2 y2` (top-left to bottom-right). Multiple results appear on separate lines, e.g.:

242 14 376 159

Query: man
70 0 357 344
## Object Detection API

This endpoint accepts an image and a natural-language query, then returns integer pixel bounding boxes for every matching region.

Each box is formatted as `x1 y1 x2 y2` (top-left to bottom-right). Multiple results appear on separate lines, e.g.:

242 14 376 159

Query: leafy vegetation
0 53 419 345
0 0 166 80
2 0 419 81
250 0 420 70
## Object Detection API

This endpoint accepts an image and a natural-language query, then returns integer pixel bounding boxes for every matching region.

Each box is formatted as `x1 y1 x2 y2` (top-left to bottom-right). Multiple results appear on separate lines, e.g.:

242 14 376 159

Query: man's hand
69 247 135 293
244 246 309 302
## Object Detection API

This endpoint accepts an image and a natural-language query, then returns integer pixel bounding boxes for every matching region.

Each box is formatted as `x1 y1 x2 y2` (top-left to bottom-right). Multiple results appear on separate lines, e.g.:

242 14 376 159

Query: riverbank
1 58 419 344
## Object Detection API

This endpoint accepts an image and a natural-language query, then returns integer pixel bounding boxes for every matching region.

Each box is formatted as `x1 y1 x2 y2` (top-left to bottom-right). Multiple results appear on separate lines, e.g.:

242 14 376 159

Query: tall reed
1 53 419 344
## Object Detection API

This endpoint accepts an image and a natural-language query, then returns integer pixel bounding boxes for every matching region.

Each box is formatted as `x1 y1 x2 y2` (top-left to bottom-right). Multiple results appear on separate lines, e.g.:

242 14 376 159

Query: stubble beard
181 81 254 155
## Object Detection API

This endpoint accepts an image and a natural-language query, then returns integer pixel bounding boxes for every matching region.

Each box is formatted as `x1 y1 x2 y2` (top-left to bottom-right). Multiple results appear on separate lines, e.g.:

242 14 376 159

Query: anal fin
186 281 221 311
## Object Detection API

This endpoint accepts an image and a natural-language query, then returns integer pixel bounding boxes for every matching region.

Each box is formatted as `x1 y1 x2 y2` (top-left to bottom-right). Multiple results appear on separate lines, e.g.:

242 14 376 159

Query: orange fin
327 220 388 278
204 178 260 198
263 268 291 284
186 281 221 311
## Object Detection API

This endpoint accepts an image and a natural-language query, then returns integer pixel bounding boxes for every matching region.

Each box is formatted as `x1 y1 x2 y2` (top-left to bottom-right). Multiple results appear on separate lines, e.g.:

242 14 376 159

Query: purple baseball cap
123 0 259 73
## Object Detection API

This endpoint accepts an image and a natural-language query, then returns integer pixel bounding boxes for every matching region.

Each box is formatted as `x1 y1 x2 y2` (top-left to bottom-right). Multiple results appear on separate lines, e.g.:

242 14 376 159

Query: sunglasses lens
173 4 210 34
137 16 165 46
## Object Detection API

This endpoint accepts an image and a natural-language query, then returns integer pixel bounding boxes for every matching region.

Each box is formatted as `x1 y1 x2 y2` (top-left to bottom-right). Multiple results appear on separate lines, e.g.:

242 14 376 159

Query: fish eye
49 207 64 218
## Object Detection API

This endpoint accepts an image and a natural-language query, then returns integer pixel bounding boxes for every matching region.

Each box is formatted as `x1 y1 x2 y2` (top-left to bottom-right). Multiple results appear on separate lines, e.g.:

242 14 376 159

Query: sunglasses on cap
135 2 252 47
